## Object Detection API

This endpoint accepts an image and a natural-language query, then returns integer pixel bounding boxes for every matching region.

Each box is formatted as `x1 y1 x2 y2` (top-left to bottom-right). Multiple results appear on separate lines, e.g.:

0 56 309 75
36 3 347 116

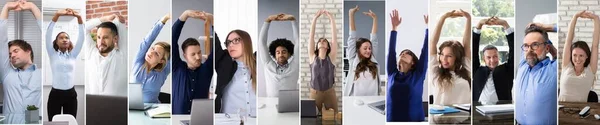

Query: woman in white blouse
343 5 380 96
45 8 84 120
559 10 599 102
428 10 472 105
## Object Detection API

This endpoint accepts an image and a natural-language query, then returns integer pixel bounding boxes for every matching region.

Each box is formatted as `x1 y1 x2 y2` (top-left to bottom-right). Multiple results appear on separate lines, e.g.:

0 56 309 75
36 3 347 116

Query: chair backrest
52 114 77 125
588 91 598 102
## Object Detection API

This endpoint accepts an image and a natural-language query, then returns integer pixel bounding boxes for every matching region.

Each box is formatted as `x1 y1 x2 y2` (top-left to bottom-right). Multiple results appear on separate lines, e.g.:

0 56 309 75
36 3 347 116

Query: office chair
588 91 598 103
52 114 77 125
159 92 171 103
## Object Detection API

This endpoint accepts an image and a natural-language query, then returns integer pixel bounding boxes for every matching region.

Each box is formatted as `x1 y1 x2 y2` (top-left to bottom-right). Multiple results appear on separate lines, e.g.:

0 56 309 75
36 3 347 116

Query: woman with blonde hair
130 14 171 103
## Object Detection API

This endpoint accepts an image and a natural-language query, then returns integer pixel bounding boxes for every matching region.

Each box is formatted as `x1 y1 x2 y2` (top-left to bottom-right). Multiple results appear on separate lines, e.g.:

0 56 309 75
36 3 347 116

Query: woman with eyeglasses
428 9 472 106
559 10 599 102
214 28 257 117
46 8 83 120
343 5 380 96
307 9 339 116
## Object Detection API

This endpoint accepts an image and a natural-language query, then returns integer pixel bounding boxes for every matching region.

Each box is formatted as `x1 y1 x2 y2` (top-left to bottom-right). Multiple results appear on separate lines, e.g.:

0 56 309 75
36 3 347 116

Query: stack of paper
475 104 514 114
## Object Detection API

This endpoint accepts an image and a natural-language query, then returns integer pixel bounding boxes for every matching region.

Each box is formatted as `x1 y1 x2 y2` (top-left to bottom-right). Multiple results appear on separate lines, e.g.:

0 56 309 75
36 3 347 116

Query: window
472 0 515 66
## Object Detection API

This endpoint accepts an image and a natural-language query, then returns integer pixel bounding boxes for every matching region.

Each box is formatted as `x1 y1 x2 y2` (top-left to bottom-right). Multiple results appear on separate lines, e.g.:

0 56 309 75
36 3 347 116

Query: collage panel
558 0 600 124
170 0 214 125
427 0 472 124
514 0 558 124
127 0 172 124
256 0 300 125
385 0 428 124
470 0 515 124
299 0 343 124
341 0 385 125
0 0 42 124
84 0 128 125
214 0 258 124
42 0 85 124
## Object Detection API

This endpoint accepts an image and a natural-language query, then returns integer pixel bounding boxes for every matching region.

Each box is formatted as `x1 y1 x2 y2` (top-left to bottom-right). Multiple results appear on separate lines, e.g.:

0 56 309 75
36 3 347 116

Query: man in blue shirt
172 10 214 114
0 1 42 123
515 23 558 125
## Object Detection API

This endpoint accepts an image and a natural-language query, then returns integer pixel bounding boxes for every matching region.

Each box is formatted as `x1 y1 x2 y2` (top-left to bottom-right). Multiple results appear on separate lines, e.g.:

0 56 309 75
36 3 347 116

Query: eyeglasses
521 42 546 51
225 37 242 46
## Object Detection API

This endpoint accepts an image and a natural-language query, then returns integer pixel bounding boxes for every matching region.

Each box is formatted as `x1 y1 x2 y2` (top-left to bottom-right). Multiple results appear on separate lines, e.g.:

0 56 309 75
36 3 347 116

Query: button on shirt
84 18 128 96
515 56 557 125
45 21 85 90
259 21 299 97
222 61 256 116
130 21 170 103
0 19 42 115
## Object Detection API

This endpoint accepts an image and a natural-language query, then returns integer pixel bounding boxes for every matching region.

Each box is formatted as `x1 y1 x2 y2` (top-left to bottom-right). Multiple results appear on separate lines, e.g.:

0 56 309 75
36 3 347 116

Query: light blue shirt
0 19 42 115
45 21 84 90
130 21 170 103
515 55 557 125
222 61 256 116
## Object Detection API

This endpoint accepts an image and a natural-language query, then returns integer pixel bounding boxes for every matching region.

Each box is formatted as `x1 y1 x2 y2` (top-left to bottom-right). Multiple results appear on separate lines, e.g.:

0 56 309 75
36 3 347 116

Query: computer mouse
258 104 266 109
354 99 364 106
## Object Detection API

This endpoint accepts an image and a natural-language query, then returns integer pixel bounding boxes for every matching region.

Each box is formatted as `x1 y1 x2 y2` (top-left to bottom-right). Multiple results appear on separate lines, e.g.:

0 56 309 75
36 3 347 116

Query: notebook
429 106 460 114
145 105 171 118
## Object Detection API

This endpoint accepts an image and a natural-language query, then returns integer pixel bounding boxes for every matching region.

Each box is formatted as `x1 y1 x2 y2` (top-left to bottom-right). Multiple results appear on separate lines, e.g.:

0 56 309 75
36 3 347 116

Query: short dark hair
571 41 592 67
8 39 33 61
53 32 73 52
525 25 549 43
97 22 119 36
268 38 294 58
182 38 200 53
482 45 498 54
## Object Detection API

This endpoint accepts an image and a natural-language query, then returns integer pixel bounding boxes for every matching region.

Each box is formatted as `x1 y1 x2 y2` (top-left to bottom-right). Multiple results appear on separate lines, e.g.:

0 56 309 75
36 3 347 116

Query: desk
257 97 299 125
429 105 471 124
559 102 600 124
128 104 171 125
0 113 41 124
472 101 514 125
172 114 256 125
343 96 385 125
43 121 68 125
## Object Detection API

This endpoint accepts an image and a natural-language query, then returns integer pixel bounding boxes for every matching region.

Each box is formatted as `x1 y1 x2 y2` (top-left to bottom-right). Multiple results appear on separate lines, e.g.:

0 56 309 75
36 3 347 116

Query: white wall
41 0 85 124
128 0 172 94
515 0 558 74
386 0 428 102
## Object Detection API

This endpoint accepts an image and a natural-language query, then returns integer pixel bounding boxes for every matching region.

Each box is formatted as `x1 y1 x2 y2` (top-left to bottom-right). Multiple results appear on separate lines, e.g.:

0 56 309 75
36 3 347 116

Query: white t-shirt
428 56 472 105
559 64 595 102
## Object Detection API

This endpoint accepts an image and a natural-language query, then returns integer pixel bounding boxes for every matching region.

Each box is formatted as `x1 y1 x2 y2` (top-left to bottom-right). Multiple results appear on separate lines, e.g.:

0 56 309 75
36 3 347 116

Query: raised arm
564 11 581 68
69 9 85 58
347 6 359 60
325 10 338 63
200 11 213 56
134 14 168 65
365 9 378 57
308 10 324 64
387 9 400 75
431 11 453 55
579 11 600 72
460 9 471 59
20 1 41 21
0 14 8 79
258 14 276 64
1 2 19 20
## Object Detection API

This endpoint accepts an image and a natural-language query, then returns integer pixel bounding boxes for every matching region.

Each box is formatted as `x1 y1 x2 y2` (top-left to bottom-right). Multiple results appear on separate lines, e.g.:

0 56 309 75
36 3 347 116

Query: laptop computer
277 90 299 113
301 99 317 117
86 94 127 125
129 83 152 110
367 100 385 115
181 99 214 125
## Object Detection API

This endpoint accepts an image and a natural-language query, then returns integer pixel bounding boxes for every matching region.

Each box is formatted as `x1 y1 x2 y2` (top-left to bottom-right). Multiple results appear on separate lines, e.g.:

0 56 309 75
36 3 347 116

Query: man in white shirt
84 14 128 96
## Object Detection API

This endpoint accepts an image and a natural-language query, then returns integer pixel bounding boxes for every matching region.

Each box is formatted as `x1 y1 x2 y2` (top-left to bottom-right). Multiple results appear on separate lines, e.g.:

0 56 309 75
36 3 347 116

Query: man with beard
85 14 128 96
514 23 557 125
472 17 514 104
259 13 299 97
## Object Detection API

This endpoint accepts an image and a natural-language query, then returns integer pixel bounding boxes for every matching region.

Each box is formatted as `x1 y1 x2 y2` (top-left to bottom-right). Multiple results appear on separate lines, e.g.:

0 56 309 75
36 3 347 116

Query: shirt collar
530 57 552 70
15 64 37 71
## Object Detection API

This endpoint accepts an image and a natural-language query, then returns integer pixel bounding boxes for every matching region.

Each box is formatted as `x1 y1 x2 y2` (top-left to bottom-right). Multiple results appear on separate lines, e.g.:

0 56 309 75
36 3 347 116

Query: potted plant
25 105 39 123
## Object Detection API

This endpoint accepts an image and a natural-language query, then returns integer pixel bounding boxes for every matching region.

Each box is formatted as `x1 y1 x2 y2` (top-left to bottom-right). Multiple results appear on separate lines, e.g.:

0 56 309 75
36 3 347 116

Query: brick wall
86 0 128 25
300 0 344 112
558 0 600 96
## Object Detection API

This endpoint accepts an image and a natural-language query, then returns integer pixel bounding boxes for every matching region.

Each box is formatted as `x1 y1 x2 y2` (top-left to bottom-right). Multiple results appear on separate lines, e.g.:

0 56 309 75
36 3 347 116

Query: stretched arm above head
259 14 277 64
325 10 338 63
364 9 378 57
430 10 455 56
387 9 400 74
20 1 41 21
134 14 168 64
578 11 600 72
460 9 471 59
308 10 324 64
199 11 213 56
347 6 359 60
563 11 584 68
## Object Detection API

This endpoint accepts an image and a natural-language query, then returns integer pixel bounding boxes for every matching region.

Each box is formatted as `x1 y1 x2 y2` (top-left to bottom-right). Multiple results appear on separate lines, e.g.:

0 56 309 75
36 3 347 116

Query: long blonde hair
227 30 256 91
144 42 171 73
